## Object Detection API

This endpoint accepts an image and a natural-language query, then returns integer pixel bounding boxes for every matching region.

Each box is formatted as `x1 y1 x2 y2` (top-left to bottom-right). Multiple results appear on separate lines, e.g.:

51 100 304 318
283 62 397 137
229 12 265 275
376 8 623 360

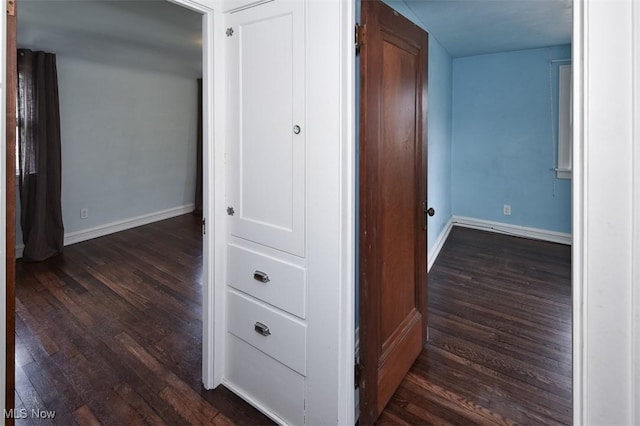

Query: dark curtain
193 78 203 216
17 49 64 262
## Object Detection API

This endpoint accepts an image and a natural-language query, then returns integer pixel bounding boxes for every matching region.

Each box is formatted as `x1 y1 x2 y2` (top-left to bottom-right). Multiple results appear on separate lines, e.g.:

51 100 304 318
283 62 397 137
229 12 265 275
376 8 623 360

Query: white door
226 1 306 257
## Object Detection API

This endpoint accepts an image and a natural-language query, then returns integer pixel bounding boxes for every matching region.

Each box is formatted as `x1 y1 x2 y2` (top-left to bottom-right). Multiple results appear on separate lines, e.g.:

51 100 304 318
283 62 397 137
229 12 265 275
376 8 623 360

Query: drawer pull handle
253 270 270 283
254 322 271 336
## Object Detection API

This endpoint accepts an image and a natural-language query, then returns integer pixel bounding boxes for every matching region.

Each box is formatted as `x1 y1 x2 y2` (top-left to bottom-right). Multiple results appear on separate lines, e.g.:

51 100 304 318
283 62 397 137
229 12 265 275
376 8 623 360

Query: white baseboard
451 215 572 245
16 204 195 259
428 218 453 272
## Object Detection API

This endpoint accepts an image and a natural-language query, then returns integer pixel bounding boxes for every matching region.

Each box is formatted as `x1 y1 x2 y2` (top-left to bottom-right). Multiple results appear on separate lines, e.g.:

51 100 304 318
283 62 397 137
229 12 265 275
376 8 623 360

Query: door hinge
202 218 206 235
354 361 362 389
422 201 427 231
7 0 15 16
355 23 366 53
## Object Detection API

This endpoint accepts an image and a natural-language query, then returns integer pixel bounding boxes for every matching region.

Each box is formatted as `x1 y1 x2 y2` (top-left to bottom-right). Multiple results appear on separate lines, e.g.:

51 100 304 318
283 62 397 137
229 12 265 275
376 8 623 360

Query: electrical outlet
503 204 511 216
80 208 89 219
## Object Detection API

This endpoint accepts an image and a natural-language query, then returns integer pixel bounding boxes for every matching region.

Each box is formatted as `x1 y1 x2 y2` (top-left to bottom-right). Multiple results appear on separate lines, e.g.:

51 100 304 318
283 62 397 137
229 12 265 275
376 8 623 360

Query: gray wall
17 54 198 245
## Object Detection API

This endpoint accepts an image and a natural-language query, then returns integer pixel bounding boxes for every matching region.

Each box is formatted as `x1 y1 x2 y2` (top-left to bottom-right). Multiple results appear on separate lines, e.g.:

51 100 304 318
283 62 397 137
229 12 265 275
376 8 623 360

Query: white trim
63 203 194 243
222 0 272 14
572 0 585 421
339 1 357 424
428 218 453 272
304 1 355 423
64 203 193 244
16 204 196 259
579 1 634 422
631 0 640 423
451 216 572 246
202 1 224 390
165 0 221 390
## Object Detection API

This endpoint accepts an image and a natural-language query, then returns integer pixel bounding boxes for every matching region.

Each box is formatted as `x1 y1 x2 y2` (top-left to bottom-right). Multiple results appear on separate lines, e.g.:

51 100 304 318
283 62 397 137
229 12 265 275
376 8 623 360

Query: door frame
163 0 224 390
573 0 640 424
0 0 222 416
164 0 222 390
633 4 640 424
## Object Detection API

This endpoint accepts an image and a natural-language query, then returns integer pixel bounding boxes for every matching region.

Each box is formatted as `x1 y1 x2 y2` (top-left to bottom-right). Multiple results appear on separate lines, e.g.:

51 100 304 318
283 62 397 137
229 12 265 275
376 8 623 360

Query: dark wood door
359 1 428 423
5 0 17 421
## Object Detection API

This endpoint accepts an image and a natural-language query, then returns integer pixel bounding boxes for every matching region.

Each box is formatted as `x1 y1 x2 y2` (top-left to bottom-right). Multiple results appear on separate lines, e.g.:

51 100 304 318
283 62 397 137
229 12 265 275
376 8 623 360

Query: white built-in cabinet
223 1 310 424
226 0 306 257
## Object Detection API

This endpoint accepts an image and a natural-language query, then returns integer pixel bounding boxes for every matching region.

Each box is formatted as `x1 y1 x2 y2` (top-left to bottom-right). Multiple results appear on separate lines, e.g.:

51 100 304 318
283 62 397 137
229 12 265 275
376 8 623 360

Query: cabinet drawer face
228 243 306 318
227 290 307 375
226 0 306 257
226 334 305 425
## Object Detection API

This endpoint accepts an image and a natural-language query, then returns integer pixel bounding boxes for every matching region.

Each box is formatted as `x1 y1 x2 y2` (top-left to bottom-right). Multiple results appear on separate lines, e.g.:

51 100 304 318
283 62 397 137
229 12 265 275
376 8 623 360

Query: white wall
16 55 199 246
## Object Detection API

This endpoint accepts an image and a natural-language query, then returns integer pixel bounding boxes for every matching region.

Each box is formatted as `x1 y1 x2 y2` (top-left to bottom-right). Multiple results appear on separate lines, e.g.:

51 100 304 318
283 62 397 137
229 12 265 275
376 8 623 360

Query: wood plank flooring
14 214 272 425
14 218 572 425
379 227 572 425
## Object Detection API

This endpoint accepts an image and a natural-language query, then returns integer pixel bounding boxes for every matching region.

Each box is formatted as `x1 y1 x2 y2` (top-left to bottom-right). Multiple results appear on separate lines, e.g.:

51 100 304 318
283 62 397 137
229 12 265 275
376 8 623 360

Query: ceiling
18 0 203 77
402 0 572 57
18 0 572 74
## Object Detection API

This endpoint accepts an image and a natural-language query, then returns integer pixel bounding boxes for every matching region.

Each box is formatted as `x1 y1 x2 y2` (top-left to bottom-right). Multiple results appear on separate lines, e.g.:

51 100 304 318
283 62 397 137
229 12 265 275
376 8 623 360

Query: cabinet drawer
227 290 306 375
228 243 306 318
226 334 305 425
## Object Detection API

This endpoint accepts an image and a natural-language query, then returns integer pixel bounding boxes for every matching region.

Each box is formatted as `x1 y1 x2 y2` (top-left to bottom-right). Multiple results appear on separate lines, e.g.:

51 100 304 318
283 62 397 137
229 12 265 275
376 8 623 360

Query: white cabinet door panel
227 1 305 257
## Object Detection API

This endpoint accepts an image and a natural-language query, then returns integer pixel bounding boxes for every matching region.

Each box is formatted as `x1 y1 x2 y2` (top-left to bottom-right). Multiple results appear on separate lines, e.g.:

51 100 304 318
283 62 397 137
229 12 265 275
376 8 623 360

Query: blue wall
451 46 572 233
426 38 453 252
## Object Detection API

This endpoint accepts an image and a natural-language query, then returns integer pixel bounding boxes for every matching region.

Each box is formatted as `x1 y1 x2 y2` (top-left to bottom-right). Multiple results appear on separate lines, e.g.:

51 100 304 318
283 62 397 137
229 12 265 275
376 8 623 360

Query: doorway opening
356 0 574 423
5 0 226 422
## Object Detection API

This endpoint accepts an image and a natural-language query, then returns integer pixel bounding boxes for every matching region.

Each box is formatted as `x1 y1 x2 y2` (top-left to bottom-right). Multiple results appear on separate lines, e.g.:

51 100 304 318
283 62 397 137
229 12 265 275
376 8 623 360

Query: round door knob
427 207 435 217
293 125 301 134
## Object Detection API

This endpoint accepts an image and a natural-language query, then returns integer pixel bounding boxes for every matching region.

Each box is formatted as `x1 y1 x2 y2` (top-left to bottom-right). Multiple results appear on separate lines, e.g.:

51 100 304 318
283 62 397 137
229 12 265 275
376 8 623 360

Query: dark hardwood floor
14 214 273 425
379 227 572 425
15 218 571 425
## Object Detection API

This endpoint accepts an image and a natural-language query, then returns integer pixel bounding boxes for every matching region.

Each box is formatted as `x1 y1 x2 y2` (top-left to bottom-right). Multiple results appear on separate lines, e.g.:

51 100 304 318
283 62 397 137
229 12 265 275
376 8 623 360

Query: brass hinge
355 23 366 53
354 361 362 389
7 0 15 16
